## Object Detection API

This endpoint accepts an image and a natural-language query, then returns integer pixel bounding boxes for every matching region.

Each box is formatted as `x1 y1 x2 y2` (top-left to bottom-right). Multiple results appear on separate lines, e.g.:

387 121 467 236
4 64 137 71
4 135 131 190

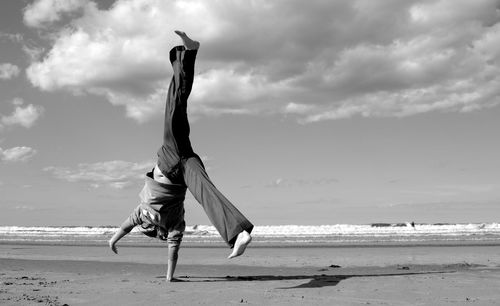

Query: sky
1 0 500 226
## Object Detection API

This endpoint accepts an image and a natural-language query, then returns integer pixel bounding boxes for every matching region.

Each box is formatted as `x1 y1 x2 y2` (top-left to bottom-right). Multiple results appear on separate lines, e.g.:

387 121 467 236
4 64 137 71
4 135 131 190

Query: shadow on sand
174 270 451 289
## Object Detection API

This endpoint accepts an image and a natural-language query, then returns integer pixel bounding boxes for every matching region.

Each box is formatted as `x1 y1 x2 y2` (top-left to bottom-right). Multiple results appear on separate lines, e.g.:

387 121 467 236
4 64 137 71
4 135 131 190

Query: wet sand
1 244 500 305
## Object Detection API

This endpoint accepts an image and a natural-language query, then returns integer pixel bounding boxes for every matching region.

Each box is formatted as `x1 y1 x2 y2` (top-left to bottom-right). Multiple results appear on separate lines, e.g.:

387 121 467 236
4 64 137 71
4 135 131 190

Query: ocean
2 223 500 247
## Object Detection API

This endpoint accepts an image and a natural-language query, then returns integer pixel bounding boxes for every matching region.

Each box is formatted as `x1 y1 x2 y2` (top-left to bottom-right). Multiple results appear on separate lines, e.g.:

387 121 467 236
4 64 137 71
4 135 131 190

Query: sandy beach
1 244 500 305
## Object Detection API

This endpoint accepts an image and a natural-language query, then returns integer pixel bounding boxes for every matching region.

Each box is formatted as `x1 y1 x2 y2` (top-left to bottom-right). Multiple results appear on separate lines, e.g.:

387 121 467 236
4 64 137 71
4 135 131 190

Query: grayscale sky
1 0 499 226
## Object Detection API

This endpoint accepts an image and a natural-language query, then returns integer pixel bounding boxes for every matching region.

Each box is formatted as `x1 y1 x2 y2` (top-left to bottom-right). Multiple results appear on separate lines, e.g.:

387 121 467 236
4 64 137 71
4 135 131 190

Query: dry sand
1 244 500 305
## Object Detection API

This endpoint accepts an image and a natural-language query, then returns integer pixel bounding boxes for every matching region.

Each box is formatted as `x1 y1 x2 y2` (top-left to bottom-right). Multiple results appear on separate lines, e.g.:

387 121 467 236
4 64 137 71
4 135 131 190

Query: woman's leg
182 156 254 250
164 32 253 258
157 42 198 182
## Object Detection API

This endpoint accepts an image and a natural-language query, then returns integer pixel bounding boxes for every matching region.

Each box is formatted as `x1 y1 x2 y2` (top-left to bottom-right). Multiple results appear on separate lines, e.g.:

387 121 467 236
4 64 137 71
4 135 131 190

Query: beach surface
1 244 500 305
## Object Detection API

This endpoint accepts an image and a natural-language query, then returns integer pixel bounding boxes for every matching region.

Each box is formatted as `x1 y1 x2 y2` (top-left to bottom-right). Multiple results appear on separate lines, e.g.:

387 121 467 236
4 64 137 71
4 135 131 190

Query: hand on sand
166 277 185 283
174 30 200 50
108 240 118 254
228 231 252 259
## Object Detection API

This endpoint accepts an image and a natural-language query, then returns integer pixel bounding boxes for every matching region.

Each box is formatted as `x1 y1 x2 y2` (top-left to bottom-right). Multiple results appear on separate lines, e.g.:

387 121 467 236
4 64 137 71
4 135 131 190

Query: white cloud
266 177 339 188
0 146 37 162
11 98 24 106
0 31 46 62
23 0 91 28
108 181 133 190
437 184 497 194
0 32 23 43
14 205 36 210
284 103 316 115
25 0 500 123
409 0 498 26
1 100 44 128
22 45 45 62
0 63 20 80
44 160 153 189
188 68 292 116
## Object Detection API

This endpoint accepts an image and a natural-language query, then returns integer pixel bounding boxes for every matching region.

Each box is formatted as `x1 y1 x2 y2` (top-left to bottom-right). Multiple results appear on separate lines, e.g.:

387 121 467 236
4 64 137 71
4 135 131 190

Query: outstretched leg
157 32 198 181
159 31 254 258
182 156 253 258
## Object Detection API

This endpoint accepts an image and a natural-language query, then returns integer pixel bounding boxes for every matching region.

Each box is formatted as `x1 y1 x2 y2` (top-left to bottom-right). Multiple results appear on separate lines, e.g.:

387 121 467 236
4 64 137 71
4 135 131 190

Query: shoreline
2 243 500 267
2 244 500 305
2 239 500 248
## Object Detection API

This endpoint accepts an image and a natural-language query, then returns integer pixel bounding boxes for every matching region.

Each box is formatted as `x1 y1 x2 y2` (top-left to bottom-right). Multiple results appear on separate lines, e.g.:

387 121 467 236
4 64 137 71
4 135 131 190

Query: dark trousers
157 46 253 247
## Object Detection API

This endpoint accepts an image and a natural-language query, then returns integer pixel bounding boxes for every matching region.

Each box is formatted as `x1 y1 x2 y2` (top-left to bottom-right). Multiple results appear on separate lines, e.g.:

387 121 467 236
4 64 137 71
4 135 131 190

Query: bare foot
174 30 200 50
108 240 118 254
228 231 252 259
166 277 184 283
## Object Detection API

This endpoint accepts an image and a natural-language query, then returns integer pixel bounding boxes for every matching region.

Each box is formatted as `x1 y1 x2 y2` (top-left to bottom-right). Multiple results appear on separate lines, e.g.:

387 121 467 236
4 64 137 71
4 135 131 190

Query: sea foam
1 223 499 246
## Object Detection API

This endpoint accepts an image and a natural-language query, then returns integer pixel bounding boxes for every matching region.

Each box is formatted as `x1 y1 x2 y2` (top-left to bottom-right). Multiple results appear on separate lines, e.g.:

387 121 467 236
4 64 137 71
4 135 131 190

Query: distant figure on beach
109 31 254 281
411 222 416 229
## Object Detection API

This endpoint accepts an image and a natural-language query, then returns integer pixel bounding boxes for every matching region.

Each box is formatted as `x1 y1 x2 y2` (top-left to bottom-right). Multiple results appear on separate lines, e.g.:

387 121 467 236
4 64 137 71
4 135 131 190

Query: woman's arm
166 228 183 282
109 206 142 254
166 243 179 282
108 228 129 254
